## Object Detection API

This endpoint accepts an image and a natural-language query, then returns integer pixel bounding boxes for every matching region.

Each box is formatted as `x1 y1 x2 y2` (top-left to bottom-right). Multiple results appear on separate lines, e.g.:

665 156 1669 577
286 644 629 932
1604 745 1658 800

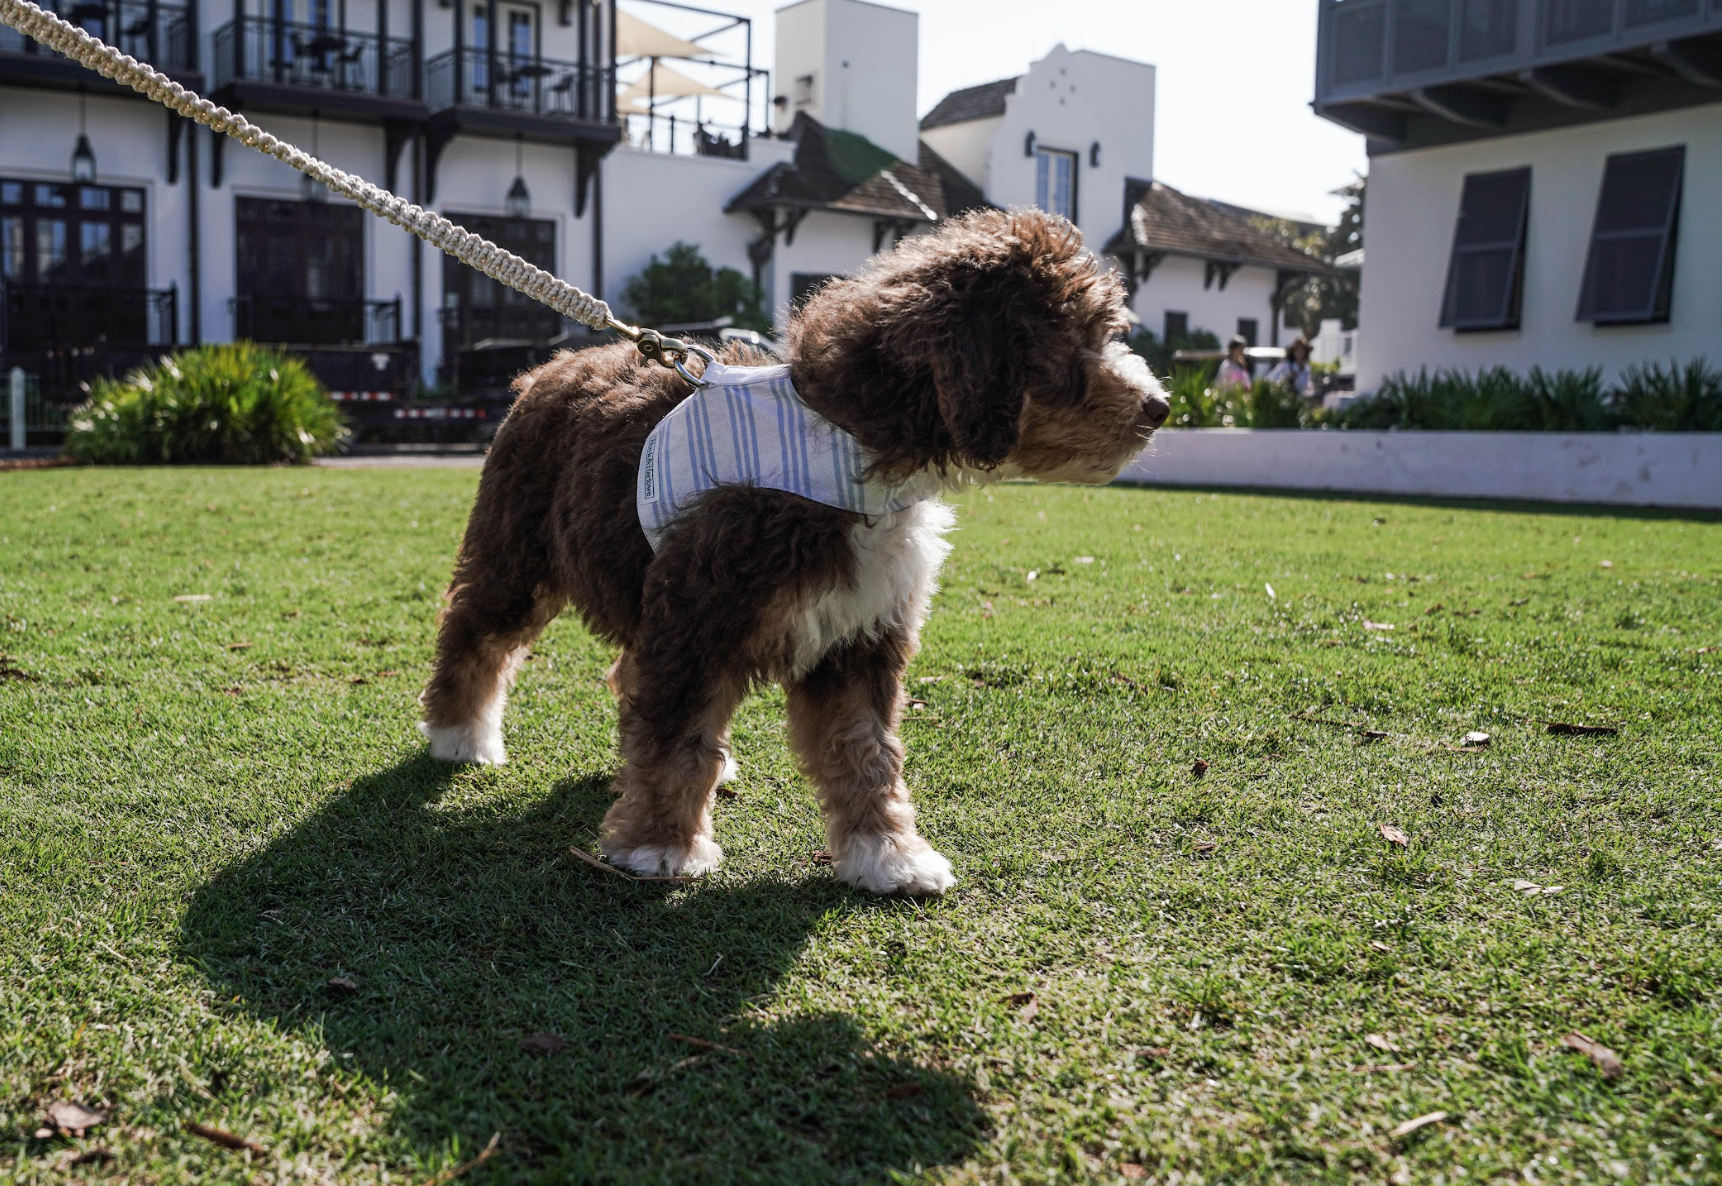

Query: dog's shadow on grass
179 753 984 1183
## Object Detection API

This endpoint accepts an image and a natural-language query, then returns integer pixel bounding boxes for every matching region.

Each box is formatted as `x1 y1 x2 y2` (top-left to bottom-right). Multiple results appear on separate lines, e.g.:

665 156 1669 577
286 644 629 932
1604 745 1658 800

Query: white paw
419 720 507 766
716 749 740 786
833 834 955 896
603 834 723 878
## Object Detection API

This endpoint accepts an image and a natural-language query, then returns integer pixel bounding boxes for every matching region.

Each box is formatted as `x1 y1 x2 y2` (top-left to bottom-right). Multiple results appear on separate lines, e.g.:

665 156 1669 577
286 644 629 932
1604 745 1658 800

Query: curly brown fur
421 208 1168 892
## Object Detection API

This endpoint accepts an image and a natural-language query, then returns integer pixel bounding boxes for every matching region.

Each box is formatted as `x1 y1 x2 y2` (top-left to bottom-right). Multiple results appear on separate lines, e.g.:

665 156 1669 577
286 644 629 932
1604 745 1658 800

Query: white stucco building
920 49 1338 350
1315 0 1722 392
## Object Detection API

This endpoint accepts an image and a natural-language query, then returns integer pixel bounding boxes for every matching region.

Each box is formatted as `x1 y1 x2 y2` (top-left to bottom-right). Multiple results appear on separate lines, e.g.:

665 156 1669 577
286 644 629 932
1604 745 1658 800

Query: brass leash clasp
609 319 714 388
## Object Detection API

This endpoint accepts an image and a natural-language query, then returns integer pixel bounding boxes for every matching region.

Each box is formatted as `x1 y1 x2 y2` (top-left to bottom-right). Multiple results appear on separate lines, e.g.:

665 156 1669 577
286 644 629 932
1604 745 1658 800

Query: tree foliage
621 242 772 334
1253 176 1363 339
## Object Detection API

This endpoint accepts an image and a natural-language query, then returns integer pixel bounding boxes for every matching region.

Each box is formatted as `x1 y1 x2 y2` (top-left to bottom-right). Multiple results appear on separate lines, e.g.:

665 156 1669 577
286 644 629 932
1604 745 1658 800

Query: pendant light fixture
70 87 97 183
505 135 530 218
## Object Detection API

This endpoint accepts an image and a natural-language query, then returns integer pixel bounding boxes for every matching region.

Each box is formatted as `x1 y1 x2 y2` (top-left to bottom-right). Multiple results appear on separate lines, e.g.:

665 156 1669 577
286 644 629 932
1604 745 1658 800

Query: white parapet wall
1116 430 1722 511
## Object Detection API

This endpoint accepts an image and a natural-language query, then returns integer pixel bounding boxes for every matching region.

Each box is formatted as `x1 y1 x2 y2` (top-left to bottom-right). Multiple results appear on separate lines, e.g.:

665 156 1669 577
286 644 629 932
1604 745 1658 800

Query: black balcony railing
1317 0 1722 101
231 294 402 347
426 48 612 120
1 280 177 350
0 0 192 70
212 17 416 98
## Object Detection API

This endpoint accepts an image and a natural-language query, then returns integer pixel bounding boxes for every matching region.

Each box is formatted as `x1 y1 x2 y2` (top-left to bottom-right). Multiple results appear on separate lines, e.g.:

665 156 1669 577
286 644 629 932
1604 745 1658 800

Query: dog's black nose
1142 393 1170 429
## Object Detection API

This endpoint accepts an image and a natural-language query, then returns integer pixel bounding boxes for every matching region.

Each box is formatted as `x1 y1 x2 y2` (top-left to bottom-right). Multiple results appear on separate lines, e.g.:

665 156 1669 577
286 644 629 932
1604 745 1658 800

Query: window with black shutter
1236 318 1258 347
1438 167 1531 332
1163 311 1188 342
1576 146 1683 326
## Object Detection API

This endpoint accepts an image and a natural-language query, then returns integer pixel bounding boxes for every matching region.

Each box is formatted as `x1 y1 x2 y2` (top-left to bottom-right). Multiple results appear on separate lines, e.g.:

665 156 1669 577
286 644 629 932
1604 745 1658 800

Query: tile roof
919 77 1019 130
726 114 996 224
1104 181 1340 274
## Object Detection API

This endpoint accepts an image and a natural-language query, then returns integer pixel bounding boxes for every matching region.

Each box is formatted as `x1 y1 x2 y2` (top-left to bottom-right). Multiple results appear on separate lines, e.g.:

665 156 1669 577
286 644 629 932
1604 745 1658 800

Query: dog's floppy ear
925 284 1029 469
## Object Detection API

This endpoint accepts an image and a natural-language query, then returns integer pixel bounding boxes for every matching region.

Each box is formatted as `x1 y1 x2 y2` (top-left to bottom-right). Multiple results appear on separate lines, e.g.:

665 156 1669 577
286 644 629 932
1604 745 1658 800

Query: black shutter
1439 167 1531 331
1163 311 1188 342
1576 146 1684 325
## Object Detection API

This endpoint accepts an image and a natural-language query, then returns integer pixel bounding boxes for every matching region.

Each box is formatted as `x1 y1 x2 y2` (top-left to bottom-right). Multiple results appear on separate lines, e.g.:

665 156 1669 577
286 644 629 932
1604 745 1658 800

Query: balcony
211 17 422 123
0 0 197 93
231 294 403 348
0 279 178 401
422 49 620 206
1315 0 1722 147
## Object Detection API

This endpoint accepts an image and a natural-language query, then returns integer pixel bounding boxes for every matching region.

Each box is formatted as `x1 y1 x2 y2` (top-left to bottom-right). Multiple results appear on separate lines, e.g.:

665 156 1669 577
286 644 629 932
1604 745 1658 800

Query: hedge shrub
66 343 347 465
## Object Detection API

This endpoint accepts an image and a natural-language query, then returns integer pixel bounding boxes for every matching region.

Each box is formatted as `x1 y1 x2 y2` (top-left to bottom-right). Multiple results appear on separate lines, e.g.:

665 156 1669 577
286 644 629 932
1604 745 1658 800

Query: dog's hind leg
785 627 954 896
421 562 563 767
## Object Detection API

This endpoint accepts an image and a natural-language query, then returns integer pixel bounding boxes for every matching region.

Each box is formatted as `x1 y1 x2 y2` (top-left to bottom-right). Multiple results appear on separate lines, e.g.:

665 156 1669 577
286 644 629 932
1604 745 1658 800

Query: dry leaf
1561 1032 1623 1079
1546 722 1619 736
811 850 834 865
420 1132 501 1186
1002 991 1036 1007
1265 582 1276 600
32 1127 53 1140
1424 602 1444 615
1140 1046 1171 1058
1353 1061 1418 1074
1121 1163 1147 1180
1363 620 1395 631
906 697 929 711
567 846 696 883
1388 1110 1449 1140
715 784 737 800
1362 729 1389 741
1365 1034 1399 1053
1462 731 1491 747
518 1032 565 1056
1698 646 1717 655
173 594 212 603
183 1120 265 1156
1380 824 1409 848
226 641 253 651
1193 840 1217 854
1074 556 1095 565
1512 879 1541 894
349 675 368 685
1368 940 1392 953
887 1083 925 1101
326 976 358 996
1025 570 1039 582
1191 758 1209 778
1598 560 1614 569
45 1101 106 1133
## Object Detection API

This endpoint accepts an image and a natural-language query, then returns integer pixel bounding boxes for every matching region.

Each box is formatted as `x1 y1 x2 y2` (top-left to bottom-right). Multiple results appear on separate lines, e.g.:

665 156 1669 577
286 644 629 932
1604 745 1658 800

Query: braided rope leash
0 0 712 381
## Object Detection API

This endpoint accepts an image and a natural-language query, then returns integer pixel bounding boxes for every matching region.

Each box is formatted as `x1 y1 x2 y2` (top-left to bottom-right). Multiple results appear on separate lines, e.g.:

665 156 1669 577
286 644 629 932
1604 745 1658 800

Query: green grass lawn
2 466 1719 1185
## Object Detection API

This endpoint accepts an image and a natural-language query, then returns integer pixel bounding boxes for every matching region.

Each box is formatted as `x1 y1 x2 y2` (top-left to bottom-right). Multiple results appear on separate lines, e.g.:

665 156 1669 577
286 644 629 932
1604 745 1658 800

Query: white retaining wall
1116 430 1722 510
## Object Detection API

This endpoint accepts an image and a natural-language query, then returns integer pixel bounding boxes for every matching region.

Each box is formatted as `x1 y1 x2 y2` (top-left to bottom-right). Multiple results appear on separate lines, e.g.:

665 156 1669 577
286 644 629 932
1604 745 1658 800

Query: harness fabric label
640 433 660 503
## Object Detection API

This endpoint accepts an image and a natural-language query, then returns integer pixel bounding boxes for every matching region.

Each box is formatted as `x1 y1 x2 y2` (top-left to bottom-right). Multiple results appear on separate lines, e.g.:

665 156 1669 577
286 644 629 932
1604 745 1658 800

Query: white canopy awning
618 61 729 105
616 9 716 60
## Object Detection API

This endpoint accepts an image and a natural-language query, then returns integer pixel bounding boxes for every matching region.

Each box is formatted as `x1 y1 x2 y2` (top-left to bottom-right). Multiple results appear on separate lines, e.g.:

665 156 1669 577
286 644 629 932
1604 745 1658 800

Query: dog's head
786 207 1169 482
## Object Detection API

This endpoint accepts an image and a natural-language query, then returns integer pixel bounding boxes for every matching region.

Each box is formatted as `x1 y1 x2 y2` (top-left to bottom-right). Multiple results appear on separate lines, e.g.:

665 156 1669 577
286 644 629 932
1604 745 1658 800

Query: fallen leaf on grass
1362 730 1390 741
183 1120 265 1156
1365 1034 1399 1053
348 675 369 685
1264 582 1276 600
1546 722 1619 736
1363 620 1395 631
326 976 358 996
173 594 212 603
1074 556 1095 565
45 1101 107 1135
1424 603 1444 615
668 1032 742 1056
1002 991 1040 1023
1380 824 1408 848
715 784 738 800
906 697 929 711
1025 570 1038 583
1598 560 1614 569
1192 840 1217 854
1190 759 1209 778
1121 1163 1147 1180
1139 1046 1171 1059
226 641 253 651
887 1083 925 1101
1462 731 1491 747
518 1032 565 1056
1697 646 1717 655
1368 940 1392 954
1388 1111 1448 1140
1353 1062 1418 1074
1561 1032 1623 1079
810 851 834 865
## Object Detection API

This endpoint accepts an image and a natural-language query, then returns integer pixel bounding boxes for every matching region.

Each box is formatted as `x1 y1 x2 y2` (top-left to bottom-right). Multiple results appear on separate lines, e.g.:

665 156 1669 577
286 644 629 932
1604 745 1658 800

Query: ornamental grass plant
65 342 347 465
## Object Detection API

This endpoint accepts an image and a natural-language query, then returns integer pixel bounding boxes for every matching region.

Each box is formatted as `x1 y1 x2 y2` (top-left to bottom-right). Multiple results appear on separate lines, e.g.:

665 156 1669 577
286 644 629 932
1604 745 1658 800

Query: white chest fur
785 499 956 678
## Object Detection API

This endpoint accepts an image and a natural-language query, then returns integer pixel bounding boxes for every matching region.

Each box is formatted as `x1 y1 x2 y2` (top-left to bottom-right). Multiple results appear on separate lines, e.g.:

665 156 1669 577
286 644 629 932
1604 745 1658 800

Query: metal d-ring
608 320 714 387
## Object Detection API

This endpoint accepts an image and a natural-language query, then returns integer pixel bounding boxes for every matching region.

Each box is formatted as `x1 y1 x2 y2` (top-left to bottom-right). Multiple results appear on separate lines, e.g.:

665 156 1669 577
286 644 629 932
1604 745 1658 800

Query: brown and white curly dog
419 208 1169 895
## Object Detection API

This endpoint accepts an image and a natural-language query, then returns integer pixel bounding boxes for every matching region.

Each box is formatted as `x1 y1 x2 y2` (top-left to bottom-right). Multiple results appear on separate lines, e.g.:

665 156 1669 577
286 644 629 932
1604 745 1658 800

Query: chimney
773 0 920 162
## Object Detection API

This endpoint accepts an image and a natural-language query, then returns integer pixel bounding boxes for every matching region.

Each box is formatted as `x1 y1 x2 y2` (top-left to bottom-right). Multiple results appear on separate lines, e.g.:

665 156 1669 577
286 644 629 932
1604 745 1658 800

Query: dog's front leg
600 647 744 879
786 628 954 896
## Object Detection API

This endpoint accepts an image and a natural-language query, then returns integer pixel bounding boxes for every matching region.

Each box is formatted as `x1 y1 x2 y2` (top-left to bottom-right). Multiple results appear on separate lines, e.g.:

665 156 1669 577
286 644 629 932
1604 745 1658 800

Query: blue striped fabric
636 360 936 550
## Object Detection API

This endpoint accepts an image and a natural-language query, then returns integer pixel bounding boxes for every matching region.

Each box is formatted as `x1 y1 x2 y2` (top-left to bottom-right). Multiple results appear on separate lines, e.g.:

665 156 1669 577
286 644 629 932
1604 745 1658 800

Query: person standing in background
1267 337 1314 398
1215 336 1252 390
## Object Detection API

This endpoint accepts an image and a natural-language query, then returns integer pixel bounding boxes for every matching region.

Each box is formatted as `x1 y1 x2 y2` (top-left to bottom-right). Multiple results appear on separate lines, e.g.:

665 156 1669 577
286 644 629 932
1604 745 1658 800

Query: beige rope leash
0 0 712 382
